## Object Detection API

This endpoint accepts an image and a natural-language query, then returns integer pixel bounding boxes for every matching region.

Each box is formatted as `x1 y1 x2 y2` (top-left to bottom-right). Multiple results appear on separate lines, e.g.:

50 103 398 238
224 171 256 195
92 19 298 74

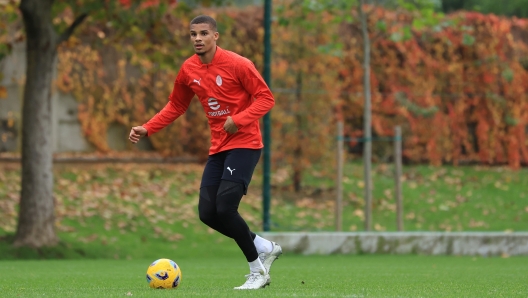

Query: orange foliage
3 3 528 169
339 9 528 168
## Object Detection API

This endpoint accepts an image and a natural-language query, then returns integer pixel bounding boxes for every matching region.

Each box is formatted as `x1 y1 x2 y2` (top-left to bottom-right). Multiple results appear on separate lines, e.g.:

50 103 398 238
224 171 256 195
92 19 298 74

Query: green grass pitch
1 255 527 297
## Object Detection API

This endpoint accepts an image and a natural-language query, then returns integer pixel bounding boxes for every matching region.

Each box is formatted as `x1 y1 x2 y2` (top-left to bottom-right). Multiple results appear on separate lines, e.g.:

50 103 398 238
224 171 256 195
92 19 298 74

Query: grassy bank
0 162 527 259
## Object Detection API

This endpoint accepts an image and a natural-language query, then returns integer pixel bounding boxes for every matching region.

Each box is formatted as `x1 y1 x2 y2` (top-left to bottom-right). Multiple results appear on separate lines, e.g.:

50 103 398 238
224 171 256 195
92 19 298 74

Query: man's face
190 23 218 56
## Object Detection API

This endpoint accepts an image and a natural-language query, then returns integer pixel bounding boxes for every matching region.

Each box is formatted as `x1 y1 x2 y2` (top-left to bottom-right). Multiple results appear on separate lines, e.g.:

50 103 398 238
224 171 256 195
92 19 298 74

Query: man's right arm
142 73 195 136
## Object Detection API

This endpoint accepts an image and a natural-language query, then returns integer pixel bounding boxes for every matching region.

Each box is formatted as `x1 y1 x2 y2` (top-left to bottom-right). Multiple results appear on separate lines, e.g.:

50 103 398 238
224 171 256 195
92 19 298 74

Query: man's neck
199 46 217 64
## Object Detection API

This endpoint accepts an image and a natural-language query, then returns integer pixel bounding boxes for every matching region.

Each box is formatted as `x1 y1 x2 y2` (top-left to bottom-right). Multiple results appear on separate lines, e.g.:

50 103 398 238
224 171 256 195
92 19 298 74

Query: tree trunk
359 0 373 231
293 22 304 193
14 0 58 247
293 71 303 193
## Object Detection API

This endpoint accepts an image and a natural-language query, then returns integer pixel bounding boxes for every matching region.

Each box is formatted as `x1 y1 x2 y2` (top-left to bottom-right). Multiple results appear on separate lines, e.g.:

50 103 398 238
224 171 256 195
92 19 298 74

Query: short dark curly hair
190 15 217 31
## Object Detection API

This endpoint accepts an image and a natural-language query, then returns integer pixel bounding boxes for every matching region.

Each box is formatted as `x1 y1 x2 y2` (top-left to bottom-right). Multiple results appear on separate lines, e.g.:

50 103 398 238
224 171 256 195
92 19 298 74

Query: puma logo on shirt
227 167 235 175
193 78 201 86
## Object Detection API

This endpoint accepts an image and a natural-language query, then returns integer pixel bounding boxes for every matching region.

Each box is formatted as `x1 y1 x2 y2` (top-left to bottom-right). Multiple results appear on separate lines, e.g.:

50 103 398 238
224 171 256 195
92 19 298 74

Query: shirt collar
197 46 223 65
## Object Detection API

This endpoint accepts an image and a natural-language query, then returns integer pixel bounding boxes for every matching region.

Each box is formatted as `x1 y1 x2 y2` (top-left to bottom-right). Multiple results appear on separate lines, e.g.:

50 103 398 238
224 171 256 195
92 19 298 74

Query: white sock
249 257 266 274
254 235 273 254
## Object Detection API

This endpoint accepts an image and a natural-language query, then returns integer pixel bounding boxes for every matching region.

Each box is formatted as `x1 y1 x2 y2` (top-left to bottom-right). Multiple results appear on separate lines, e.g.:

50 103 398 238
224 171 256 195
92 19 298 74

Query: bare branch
364 0 386 42
364 0 378 17
58 13 88 44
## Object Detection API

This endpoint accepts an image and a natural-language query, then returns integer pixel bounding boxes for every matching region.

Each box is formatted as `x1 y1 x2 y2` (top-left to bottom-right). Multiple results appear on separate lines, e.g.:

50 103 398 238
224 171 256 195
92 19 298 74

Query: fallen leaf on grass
353 209 364 220
468 219 487 228
167 233 183 242
0 86 7 98
78 234 99 243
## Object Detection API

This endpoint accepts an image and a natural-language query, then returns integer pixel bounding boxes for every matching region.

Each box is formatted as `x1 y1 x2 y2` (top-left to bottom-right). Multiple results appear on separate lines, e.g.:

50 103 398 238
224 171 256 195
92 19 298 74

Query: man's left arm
230 60 275 128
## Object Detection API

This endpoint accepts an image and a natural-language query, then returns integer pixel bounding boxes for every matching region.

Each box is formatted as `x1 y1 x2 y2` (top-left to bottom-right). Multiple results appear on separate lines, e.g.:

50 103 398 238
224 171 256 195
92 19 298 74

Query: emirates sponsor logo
207 97 230 116
208 98 220 110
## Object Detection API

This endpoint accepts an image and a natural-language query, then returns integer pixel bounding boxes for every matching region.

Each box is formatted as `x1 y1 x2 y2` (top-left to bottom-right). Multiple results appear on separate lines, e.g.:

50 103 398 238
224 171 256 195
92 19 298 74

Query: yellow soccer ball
146 258 182 289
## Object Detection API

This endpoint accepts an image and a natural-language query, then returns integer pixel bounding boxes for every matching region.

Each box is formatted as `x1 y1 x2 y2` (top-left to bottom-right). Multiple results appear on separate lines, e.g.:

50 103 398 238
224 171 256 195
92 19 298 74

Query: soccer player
128 15 282 290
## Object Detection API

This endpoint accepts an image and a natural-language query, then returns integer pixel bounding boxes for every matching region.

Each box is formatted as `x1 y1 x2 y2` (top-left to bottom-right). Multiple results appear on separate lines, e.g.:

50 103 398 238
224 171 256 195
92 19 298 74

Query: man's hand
223 116 238 134
129 126 148 143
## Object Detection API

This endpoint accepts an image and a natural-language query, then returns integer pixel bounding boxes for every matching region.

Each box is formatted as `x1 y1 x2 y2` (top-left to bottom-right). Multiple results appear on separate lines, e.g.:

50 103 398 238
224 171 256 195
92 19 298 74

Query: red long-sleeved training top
142 46 275 155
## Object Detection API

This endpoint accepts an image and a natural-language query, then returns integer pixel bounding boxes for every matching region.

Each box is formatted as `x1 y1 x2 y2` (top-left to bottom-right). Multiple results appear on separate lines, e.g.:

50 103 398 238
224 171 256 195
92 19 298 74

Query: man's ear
214 32 219 41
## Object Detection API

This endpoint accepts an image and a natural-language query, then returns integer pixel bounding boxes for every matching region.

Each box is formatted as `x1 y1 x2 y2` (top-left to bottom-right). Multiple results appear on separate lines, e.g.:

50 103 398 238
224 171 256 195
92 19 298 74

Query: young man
128 15 281 290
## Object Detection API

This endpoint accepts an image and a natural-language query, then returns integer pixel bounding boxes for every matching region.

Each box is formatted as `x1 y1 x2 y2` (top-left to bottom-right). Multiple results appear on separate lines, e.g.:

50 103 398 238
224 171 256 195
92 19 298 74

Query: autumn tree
11 0 232 248
288 0 444 230
272 0 343 192
356 0 443 230
13 0 87 247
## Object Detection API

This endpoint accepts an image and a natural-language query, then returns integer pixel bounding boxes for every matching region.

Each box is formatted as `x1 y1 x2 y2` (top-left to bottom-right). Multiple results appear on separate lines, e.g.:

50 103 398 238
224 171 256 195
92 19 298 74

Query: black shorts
200 148 262 194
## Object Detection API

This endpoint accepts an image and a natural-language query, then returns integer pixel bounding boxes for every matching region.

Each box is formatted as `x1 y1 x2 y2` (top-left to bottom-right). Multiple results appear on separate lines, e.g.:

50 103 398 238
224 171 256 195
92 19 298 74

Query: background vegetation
0 0 527 258
2 1 528 176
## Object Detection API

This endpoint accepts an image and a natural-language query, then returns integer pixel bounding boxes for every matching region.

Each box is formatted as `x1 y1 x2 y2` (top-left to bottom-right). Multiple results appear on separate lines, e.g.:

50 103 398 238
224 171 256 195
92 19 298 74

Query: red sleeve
230 59 275 128
142 69 195 136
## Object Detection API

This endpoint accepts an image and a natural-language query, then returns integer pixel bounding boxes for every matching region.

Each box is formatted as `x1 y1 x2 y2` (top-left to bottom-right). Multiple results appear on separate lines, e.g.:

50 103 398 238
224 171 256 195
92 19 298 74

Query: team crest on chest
216 75 222 86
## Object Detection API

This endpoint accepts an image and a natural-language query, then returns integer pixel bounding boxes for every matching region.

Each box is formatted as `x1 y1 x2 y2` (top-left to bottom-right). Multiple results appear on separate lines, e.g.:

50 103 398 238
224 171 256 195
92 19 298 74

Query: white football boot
259 241 282 274
233 270 270 290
